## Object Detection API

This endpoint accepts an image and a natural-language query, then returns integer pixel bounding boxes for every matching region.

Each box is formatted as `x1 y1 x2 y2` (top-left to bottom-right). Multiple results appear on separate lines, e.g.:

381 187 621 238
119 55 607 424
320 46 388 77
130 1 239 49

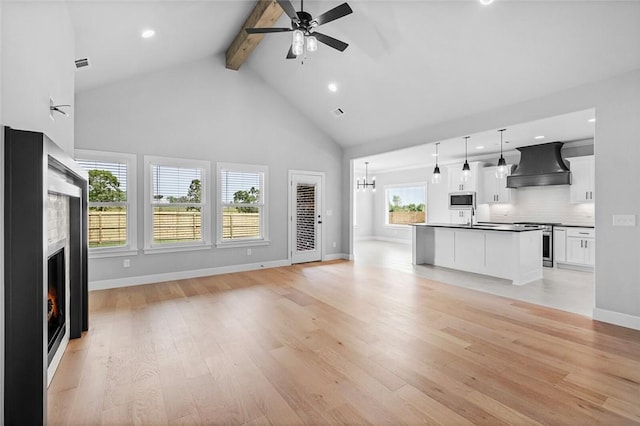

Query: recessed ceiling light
588 118 596 123
141 29 155 39
534 135 545 140
476 146 484 150
479 0 495 5
328 83 338 92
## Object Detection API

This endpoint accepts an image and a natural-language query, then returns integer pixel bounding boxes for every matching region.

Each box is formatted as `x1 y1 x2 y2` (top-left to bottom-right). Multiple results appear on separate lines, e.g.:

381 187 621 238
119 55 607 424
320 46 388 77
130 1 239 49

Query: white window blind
75 150 137 255
218 163 268 245
151 165 202 203
77 159 128 201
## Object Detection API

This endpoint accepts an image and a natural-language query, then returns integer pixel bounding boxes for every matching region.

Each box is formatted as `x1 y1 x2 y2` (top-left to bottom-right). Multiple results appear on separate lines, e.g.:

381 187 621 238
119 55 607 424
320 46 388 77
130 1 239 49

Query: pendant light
432 142 442 184
461 136 471 183
356 162 376 191
495 128 508 178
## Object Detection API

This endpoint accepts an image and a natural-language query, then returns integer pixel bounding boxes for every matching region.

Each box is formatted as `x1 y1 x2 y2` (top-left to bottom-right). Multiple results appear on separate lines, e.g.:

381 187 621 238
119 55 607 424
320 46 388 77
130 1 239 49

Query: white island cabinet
412 224 543 285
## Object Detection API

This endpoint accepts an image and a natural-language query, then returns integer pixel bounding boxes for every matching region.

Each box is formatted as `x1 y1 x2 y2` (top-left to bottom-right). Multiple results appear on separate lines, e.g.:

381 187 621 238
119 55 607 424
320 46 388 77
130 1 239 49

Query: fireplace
4 127 89 424
47 245 66 365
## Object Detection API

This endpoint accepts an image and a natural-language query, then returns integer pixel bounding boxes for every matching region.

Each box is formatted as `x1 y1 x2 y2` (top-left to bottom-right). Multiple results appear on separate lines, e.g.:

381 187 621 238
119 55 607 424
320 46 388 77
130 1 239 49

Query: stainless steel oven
514 222 559 267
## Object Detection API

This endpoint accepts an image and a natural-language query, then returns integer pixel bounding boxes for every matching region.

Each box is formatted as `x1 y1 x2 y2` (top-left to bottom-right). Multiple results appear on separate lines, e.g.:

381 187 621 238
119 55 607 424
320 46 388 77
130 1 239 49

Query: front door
290 172 323 264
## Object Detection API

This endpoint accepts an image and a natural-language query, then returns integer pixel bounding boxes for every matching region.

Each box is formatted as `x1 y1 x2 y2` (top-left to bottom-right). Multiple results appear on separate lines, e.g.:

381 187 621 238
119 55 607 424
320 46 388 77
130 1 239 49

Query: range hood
507 141 571 188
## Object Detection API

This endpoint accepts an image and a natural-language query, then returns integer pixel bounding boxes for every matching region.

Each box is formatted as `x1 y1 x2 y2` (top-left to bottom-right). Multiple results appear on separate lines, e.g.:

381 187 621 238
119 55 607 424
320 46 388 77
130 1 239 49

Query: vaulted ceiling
70 1 640 154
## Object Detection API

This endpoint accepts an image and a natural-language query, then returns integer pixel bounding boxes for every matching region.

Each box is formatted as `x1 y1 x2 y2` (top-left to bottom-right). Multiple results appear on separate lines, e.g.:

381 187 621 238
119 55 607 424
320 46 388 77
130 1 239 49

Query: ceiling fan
245 0 353 59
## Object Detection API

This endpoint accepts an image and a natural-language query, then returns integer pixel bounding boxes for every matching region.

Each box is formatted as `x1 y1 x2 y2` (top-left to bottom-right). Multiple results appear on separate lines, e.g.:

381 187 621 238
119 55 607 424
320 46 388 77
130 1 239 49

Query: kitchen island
411 223 543 285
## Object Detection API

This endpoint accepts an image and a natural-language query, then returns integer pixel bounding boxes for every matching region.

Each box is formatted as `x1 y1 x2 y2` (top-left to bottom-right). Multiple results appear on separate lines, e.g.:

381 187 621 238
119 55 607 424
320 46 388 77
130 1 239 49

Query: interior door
290 172 323 264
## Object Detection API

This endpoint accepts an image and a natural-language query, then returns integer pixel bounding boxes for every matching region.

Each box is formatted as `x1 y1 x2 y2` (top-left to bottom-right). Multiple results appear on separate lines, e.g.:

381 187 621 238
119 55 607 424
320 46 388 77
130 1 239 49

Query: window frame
216 162 269 248
144 155 211 254
384 182 428 228
74 149 138 258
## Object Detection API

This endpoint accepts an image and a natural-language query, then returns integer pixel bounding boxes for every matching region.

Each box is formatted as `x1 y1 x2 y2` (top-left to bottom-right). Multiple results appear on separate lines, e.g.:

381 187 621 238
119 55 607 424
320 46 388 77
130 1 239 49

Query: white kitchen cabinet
448 162 484 193
554 227 567 263
481 166 513 204
565 227 595 267
567 156 594 203
450 210 472 225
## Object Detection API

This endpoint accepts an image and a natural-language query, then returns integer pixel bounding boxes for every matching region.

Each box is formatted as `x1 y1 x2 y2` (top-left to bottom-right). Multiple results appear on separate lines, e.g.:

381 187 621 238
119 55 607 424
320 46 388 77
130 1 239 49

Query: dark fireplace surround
4 127 89 425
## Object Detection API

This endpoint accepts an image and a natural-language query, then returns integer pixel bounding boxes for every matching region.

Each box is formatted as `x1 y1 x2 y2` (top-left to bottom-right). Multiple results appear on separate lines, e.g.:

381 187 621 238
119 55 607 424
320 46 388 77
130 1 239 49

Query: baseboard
89 259 292 291
324 253 351 261
593 307 640 330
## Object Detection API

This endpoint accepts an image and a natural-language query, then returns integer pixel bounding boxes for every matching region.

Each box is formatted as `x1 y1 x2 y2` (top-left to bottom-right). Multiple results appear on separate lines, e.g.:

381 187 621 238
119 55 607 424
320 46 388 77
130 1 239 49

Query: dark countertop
411 223 544 232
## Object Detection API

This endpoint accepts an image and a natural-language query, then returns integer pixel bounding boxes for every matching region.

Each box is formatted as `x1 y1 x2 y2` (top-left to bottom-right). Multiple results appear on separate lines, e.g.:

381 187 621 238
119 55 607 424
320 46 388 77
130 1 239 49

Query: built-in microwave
449 191 476 210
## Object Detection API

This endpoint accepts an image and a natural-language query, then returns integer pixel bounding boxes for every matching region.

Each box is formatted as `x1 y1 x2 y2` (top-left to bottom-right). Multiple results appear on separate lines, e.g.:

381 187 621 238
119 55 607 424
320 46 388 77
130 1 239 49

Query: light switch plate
612 214 636 227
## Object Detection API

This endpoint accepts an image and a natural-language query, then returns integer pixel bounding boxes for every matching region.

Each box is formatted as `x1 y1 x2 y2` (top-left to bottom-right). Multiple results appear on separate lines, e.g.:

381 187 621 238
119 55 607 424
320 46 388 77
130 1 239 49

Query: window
144 156 211 253
385 184 427 225
75 149 137 257
217 163 268 247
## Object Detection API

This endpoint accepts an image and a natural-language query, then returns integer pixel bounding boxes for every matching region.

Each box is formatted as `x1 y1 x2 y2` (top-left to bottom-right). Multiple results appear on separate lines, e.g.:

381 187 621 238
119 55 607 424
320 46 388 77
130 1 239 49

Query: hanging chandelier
461 136 471 182
495 128 508 178
356 162 376 191
432 142 441 184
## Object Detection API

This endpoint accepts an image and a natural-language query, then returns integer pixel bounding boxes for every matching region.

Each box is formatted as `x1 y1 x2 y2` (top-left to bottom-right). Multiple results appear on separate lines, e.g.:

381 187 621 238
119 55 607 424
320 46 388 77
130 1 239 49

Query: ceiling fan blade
313 32 349 52
246 27 293 34
286 45 297 59
312 3 353 27
277 0 299 22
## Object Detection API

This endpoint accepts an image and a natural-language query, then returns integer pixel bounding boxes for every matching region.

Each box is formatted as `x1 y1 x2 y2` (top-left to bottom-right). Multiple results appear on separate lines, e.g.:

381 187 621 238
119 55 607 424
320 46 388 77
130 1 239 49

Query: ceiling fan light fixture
292 29 304 44
306 35 318 52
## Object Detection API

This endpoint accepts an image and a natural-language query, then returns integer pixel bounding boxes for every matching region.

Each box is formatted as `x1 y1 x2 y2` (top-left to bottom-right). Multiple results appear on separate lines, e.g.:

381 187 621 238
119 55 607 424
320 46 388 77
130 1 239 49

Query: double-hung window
217 163 268 247
75 149 137 257
385 183 427 226
144 156 211 253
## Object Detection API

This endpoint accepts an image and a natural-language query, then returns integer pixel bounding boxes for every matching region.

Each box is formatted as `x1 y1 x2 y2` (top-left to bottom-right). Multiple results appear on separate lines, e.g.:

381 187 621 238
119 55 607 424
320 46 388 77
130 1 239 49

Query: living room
2 1 640 424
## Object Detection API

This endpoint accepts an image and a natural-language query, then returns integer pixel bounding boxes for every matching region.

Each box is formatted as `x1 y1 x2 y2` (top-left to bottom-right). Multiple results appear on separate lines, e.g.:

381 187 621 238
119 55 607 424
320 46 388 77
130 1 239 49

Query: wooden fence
88 211 260 246
388 211 425 225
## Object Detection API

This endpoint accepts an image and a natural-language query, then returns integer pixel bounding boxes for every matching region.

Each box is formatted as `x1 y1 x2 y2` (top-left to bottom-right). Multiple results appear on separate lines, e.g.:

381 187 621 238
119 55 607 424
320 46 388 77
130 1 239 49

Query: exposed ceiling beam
225 0 284 71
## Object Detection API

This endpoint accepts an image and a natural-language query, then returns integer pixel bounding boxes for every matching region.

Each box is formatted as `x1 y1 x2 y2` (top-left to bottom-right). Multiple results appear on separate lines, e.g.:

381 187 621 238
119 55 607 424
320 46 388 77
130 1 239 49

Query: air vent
74 58 90 70
330 107 345 118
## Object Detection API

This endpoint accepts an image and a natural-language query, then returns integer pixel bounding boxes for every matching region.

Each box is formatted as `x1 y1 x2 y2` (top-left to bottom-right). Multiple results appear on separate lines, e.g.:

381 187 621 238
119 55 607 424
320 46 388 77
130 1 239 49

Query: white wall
344 69 640 329
1 2 75 155
75 56 344 285
1 2 76 417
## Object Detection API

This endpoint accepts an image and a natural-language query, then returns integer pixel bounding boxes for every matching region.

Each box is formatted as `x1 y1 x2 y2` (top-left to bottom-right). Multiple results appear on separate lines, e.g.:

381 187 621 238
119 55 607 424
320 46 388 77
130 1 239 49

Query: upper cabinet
448 162 484 193
481 165 513 204
567 155 594 203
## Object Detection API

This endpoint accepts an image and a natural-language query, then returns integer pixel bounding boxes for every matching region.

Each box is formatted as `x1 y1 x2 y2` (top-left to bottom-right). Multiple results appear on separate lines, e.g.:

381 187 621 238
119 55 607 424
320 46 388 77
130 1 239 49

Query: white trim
89 259 292 290
143 243 211 255
89 249 139 259
288 170 326 264
216 162 268 246
215 239 270 249
384 182 428 226
324 253 350 261
144 155 211 252
75 149 138 254
593 308 640 330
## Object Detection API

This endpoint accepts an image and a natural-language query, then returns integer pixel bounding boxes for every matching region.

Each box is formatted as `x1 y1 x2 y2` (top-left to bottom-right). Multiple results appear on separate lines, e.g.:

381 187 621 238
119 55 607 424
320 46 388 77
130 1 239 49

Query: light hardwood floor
48 260 640 425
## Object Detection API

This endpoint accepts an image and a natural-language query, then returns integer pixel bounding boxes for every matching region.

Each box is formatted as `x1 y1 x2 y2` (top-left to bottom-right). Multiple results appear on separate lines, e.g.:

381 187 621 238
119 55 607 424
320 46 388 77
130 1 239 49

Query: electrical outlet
247 248 252 256
123 259 130 268
612 214 636 227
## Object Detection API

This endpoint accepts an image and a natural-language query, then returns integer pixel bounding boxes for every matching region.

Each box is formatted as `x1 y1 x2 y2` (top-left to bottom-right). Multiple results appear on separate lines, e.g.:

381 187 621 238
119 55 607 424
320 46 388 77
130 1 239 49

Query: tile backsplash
489 185 595 226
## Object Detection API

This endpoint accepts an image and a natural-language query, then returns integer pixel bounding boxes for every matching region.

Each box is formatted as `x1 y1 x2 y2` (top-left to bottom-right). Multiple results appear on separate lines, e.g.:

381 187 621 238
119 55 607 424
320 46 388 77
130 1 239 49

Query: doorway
289 171 324 264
